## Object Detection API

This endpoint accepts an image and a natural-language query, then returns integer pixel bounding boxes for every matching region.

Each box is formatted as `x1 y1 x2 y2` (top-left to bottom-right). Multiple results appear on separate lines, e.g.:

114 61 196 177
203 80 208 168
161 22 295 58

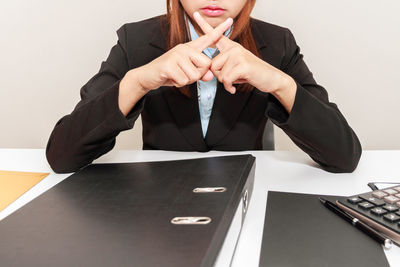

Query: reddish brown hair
166 0 260 97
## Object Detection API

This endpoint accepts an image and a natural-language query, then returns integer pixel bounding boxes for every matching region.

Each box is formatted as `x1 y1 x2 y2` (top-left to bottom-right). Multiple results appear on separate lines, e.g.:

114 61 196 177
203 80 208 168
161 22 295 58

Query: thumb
200 70 214 82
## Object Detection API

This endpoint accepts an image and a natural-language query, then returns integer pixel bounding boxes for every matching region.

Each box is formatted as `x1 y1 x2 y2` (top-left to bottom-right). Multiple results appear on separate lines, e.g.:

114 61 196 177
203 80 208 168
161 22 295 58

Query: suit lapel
162 83 208 151
204 82 252 146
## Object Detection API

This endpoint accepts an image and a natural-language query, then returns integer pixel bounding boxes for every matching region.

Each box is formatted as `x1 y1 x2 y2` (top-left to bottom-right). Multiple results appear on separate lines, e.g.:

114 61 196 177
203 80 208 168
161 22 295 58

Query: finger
211 52 229 75
186 48 213 81
189 51 211 68
219 62 240 94
189 16 233 52
201 70 214 82
224 66 248 94
163 79 177 87
187 48 212 72
165 64 189 87
218 60 236 84
222 75 236 94
223 80 236 94
160 73 174 87
193 11 233 52
193 11 213 33
178 57 202 83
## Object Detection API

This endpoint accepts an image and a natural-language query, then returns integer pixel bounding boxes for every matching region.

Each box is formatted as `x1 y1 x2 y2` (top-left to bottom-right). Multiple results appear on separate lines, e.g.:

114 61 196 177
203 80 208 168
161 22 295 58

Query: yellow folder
0 170 49 212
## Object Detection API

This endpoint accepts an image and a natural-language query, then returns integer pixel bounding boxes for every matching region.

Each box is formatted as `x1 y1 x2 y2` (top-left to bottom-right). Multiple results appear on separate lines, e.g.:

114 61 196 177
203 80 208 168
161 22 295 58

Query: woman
46 0 362 173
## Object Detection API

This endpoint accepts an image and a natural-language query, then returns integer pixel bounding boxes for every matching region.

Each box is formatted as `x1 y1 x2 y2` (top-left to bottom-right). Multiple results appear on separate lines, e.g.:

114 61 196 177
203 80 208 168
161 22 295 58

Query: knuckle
210 64 217 73
233 46 242 53
211 64 220 73
198 56 210 68
231 41 241 48
183 77 190 84
186 74 195 84
161 65 171 77
175 76 189 87
224 75 232 84
221 76 226 84
189 78 197 85
176 81 185 88
204 57 212 66
211 59 218 68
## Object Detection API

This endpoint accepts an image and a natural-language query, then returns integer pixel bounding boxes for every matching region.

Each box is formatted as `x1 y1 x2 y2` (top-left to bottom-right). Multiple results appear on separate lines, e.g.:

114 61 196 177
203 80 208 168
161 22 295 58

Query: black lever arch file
0 154 255 267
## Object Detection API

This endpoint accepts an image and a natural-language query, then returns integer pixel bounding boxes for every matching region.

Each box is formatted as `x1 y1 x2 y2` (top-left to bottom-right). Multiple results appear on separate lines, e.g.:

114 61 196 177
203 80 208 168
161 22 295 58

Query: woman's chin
205 16 229 28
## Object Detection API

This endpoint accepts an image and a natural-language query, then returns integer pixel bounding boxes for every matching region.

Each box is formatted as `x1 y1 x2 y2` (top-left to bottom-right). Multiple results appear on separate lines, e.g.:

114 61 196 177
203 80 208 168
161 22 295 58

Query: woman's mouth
201 5 226 17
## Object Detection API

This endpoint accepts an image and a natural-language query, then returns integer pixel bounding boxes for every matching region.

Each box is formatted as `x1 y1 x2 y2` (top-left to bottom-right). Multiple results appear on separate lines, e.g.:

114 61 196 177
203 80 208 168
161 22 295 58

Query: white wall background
0 0 399 150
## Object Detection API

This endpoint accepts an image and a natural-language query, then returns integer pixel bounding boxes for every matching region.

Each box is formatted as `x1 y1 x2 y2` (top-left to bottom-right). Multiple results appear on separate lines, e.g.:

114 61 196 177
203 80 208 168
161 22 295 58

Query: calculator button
394 186 400 192
396 202 400 207
396 211 400 216
383 204 399 212
359 195 385 206
383 189 398 195
371 191 388 199
358 202 375 210
383 213 400 223
384 195 400 204
370 207 388 216
395 194 400 198
347 197 362 204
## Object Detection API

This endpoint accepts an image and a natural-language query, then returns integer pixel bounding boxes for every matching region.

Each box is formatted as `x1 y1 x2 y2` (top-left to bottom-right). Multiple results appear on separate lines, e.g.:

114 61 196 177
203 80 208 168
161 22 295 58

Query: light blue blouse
187 19 233 138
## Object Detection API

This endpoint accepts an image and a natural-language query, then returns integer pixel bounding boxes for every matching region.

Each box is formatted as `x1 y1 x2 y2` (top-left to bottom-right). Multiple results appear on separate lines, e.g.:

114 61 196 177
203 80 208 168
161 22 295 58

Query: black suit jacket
46 15 362 173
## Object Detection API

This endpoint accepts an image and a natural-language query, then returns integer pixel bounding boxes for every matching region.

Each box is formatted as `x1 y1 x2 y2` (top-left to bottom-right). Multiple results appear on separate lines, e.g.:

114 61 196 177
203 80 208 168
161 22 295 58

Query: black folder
0 155 255 267
259 191 390 267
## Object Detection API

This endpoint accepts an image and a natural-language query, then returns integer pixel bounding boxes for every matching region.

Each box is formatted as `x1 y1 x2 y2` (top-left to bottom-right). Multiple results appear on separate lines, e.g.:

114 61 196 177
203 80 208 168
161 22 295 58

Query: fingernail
194 11 200 17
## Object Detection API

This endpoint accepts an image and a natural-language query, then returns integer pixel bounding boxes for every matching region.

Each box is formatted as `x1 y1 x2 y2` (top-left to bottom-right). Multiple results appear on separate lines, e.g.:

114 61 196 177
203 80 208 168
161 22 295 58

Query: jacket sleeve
266 28 362 173
46 24 145 173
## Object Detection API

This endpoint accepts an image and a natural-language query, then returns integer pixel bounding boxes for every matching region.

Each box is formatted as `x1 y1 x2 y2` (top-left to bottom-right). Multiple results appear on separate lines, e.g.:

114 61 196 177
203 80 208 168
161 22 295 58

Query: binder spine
202 155 256 267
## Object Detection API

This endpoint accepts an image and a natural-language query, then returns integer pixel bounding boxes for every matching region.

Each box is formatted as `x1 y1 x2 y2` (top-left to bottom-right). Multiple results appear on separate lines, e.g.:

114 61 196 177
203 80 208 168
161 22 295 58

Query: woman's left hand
193 12 297 112
193 12 291 94
211 42 288 95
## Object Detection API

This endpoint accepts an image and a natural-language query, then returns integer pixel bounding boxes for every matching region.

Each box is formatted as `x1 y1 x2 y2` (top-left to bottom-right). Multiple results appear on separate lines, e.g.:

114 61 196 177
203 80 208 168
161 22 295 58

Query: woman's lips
201 6 226 17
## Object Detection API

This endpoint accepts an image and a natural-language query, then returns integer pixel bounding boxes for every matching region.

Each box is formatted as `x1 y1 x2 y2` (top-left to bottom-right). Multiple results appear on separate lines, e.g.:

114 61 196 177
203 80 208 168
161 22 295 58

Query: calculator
337 185 400 246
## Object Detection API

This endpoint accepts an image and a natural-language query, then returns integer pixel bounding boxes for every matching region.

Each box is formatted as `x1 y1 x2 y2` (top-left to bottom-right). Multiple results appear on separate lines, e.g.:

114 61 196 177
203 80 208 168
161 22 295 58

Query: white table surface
0 149 399 266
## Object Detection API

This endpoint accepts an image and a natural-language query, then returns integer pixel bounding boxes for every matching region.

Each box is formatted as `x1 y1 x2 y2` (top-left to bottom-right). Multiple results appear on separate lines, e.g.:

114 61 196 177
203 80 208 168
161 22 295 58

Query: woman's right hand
135 16 234 91
118 15 233 116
